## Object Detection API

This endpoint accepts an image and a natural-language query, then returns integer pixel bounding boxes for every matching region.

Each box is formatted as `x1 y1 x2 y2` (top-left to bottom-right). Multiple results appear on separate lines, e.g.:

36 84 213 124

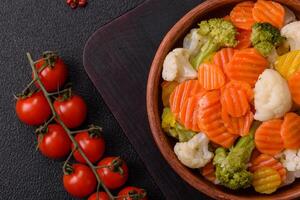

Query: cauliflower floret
267 48 279 68
254 69 292 121
162 48 197 82
174 133 213 169
281 21 300 51
281 149 300 171
284 6 296 25
183 29 207 55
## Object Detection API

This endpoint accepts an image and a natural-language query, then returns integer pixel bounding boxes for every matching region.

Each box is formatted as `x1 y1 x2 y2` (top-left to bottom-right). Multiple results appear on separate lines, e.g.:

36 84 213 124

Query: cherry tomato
73 131 105 164
34 57 68 92
16 91 51 126
63 164 96 198
38 124 71 159
97 157 128 189
88 192 109 200
54 94 87 128
117 186 147 200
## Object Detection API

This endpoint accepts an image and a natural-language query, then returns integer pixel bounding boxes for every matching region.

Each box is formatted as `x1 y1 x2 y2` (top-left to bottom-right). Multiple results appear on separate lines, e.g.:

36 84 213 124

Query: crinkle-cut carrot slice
200 161 216 183
252 167 281 194
222 107 254 136
288 72 300 105
161 81 179 107
213 48 237 74
226 48 268 87
225 80 254 101
230 1 256 30
255 119 284 156
281 112 300 149
250 154 286 182
236 29 252 49
179 95 202 132
221 84 250 117
253 0 285 29
198 63 226 90
197 91 237 148
169 80 206 117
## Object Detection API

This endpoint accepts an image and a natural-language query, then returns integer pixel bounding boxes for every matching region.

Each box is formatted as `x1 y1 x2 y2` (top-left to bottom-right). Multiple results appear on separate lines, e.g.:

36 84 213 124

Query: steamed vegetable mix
161 0 300 195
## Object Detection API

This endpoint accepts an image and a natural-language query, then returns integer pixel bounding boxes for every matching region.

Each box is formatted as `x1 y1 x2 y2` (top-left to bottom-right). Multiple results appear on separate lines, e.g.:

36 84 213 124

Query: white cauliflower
254 69 292 121
284 6 296 25
281 149 300 172
174 133 213 169
183 29 207 55
162 48 197 82
267 48 279 68
281 21 300 51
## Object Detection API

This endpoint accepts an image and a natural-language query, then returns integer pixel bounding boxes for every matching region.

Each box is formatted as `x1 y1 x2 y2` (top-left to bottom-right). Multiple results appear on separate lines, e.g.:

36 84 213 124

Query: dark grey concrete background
0 0 164 199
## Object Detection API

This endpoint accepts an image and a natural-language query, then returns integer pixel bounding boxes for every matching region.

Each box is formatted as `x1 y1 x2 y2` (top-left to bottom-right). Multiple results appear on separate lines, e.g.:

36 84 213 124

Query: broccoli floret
251 22 284 56
213 122 260 190
191 18 238 68
161 107 196 142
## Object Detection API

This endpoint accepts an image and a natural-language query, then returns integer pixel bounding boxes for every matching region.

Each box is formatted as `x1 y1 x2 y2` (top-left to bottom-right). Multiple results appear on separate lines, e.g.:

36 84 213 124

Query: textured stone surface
0 0 164 199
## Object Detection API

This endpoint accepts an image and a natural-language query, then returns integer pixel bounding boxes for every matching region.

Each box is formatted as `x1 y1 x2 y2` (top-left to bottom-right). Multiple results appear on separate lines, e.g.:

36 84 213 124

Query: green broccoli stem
191 39 219 69
235 121 261 148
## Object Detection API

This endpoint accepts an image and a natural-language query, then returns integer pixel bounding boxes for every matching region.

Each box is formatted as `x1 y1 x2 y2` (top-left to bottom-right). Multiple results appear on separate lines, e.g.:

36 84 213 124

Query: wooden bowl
147 0 300 199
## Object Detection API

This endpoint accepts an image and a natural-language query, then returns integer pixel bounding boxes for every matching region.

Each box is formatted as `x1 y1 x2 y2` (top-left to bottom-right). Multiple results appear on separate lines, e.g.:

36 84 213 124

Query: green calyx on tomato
128 190 147 200
110 157 124 175
63 163 74 175
88 124 103 138
42 51 58 68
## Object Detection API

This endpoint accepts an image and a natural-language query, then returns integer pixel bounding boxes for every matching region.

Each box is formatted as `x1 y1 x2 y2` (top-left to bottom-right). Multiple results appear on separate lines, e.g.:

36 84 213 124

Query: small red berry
78 0 87 7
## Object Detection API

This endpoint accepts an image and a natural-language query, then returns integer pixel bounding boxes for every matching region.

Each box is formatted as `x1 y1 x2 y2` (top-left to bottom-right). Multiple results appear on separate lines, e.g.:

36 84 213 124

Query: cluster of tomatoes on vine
15 52 147 200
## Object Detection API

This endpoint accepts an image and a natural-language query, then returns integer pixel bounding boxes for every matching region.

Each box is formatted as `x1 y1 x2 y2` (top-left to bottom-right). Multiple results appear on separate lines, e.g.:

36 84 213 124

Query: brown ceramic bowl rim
146 0 300 199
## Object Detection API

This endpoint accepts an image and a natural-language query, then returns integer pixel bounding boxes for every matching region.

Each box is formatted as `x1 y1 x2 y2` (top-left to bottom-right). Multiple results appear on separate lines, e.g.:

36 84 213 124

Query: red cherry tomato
54 94 87 128
88 192 109 200
73 131 105 164
38 124 71 159
63 164 96 198
16 91 51 126
117 186 147 200
97 157 128 189
34 58 68 92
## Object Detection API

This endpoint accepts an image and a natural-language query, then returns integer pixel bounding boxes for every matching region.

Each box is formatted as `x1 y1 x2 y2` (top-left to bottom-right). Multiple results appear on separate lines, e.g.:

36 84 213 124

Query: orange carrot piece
288 72 300 106
169 80 206 117
250 154 286 182
225 48 268 87
230 1 256 30
198 63 226 90
255 119 284 156
179 95 202 132
213 48 237 74
222 108 254 136
253 0 285 29
236 29 252 49
281 112 300 149
201 162 216 183
197 91 237 148
221 83 250 117
225 80 254 101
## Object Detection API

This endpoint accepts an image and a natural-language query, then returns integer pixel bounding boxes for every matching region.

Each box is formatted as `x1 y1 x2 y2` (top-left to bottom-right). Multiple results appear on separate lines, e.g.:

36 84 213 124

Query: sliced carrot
224 80 254 101
197 91 237 148
200 161 216 183
281 112 300 149
255 119 284 156
213 48 237 74
253 0 285 29
222 108 254 136
169 80 206 117
250 154 286 182
236 29 252 49
198 63 226 90
230 1 256 30
179 95 202 132
221 83 250 117
225 48 269 87
288 72 300 106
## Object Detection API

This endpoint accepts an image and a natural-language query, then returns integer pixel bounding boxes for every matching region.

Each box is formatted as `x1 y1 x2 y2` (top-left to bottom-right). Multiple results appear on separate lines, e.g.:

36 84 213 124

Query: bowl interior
147 0 300 199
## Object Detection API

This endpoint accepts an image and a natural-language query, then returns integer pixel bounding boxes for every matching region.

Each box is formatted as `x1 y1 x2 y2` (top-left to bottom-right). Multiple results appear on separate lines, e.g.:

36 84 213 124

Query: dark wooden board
83 0 212 199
